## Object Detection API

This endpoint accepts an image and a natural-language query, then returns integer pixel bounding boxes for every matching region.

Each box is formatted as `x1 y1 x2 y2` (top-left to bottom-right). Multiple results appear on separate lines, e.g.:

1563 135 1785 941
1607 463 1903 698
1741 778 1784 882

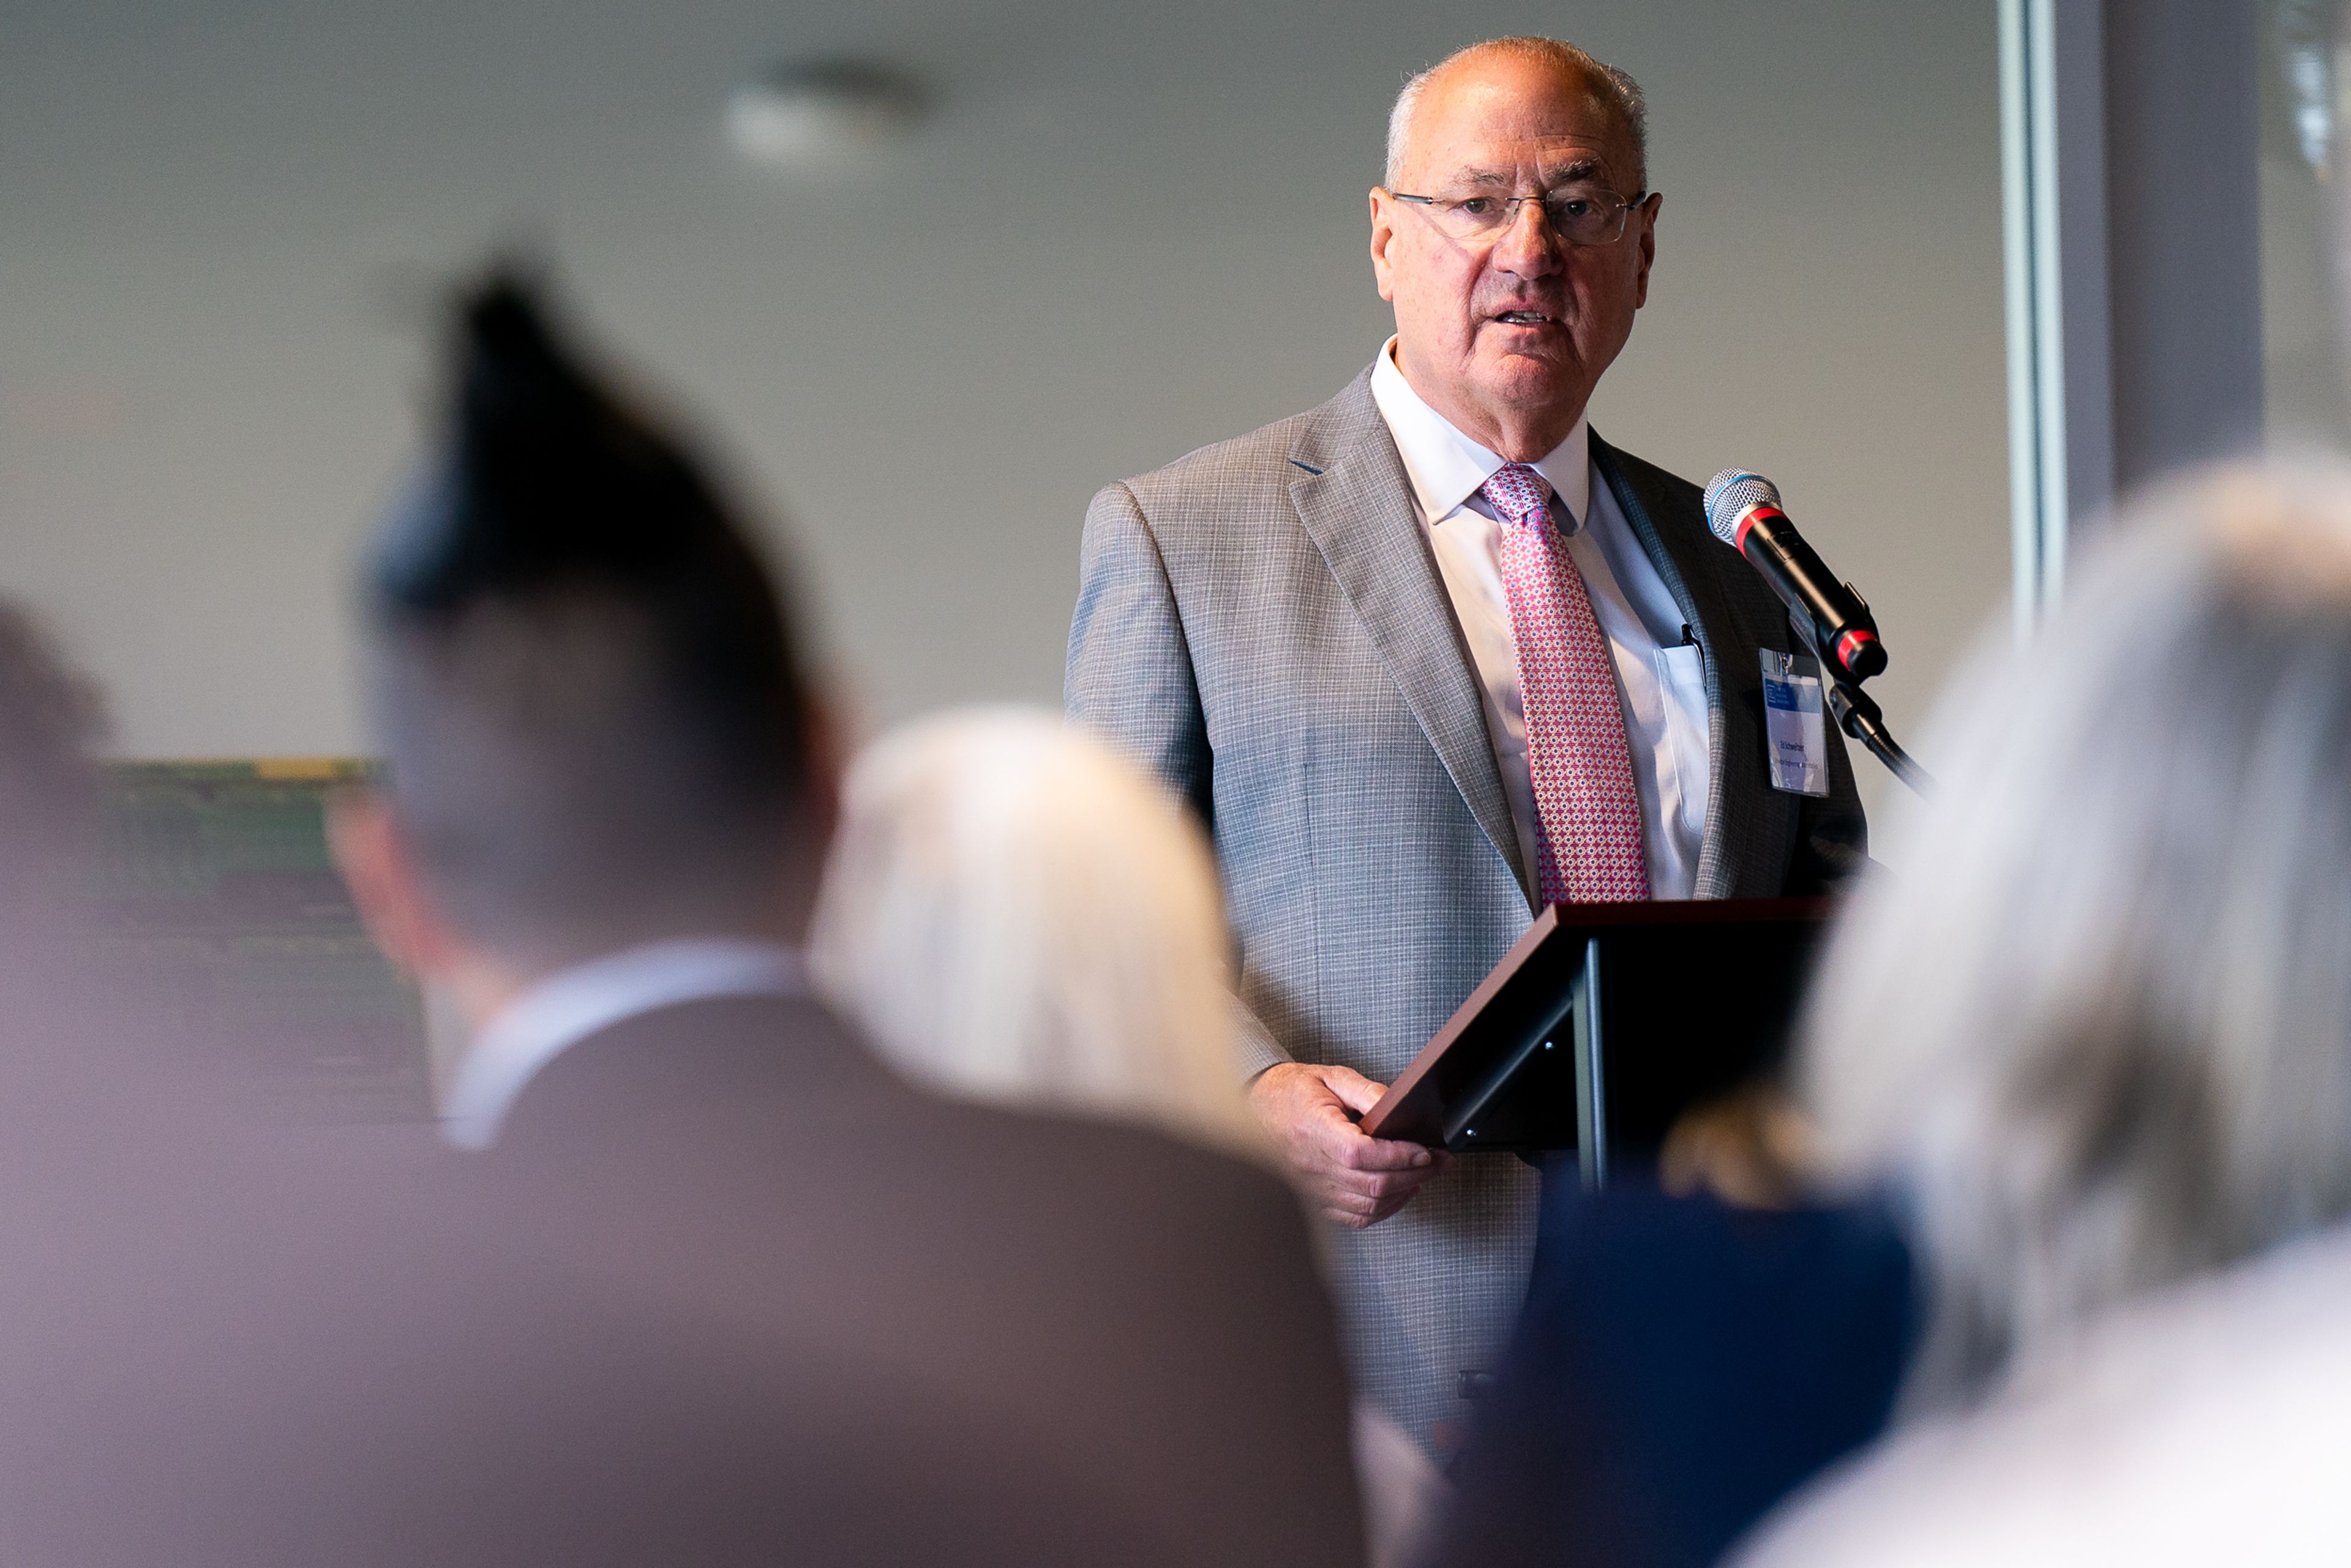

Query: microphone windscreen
1702 469 1781 548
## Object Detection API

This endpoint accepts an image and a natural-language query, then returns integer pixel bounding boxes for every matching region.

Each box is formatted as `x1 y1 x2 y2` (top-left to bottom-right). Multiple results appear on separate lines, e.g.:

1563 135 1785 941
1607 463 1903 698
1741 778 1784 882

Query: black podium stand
1359 898 1837 1189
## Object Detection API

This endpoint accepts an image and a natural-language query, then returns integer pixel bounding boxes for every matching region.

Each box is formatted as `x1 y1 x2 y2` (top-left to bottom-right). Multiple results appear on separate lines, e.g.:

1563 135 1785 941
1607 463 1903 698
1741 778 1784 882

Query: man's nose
1491 198 1565 277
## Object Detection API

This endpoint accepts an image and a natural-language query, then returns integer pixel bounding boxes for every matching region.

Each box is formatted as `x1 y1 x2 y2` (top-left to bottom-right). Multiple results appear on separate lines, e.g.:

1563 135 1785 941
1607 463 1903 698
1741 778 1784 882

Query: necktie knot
1481 463 1554 531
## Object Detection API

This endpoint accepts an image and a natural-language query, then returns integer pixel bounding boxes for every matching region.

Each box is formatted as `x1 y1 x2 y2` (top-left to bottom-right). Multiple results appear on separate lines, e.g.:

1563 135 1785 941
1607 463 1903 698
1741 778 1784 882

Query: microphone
1701 471 1888 683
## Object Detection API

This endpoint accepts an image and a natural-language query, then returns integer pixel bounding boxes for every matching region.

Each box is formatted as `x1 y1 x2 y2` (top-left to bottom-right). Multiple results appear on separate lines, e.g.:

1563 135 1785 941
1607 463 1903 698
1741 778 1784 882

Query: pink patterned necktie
1480 463 1652 904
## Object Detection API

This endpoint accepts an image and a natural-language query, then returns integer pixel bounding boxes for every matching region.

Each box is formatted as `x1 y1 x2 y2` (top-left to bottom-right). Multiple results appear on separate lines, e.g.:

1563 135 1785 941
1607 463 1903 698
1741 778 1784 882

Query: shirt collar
441 936 806 1152
1368 336 1592 533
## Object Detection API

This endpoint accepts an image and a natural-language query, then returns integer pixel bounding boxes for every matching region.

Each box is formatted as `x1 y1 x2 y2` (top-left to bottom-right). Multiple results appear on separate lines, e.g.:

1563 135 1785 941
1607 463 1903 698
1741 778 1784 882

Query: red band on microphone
1836 628 1881 672
1734 506 1788 553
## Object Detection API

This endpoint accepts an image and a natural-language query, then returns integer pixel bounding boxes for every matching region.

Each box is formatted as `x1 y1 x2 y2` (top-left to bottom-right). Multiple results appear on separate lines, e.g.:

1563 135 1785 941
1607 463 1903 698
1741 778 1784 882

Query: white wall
0 0 2007 827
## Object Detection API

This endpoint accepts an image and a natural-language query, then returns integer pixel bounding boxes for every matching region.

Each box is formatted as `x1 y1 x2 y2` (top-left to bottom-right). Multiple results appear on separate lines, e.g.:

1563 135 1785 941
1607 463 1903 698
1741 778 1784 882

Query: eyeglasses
1387 184 1649 247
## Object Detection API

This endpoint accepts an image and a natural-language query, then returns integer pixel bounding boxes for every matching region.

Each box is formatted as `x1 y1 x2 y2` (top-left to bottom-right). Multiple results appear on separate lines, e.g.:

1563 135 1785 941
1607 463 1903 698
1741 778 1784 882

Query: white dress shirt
441 937 806 1151
1368 340 1708 901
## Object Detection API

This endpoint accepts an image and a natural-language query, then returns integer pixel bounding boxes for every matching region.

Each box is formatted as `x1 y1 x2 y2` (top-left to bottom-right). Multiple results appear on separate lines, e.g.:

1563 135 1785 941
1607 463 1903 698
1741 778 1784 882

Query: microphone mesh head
1703 470 1781 547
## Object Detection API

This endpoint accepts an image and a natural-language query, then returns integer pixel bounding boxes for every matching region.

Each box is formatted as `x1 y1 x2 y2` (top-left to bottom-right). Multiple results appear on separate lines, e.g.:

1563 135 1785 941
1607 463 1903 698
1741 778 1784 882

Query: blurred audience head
0 600 105 943
0 601 127 1125
335 269 828 989
809 707 1264 1161
1802 459 2351 1407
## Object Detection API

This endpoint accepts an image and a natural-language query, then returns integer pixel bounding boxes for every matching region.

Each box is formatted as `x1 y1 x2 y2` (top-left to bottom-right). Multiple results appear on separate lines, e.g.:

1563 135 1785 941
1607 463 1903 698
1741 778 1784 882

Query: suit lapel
1591 430 1772 898
1288 378 1531 900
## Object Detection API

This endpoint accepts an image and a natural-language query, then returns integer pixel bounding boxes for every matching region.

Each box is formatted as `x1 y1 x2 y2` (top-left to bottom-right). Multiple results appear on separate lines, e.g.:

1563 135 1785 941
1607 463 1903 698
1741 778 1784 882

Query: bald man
1067 37 1867 1447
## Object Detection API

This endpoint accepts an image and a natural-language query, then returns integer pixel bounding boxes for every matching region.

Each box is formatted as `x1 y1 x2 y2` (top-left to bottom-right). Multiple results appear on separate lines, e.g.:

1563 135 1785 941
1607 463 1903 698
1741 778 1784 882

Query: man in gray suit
1067 37 1866 1449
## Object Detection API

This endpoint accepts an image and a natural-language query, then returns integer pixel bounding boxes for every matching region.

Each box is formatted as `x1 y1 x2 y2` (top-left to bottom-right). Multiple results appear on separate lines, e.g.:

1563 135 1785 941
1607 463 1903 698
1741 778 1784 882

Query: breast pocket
1651 643 1712 848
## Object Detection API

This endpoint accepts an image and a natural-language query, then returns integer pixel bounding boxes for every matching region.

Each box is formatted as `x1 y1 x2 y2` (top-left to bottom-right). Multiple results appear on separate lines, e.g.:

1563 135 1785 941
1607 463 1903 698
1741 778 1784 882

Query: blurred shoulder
958 1097 1308 1239
1736 1223 2351 1568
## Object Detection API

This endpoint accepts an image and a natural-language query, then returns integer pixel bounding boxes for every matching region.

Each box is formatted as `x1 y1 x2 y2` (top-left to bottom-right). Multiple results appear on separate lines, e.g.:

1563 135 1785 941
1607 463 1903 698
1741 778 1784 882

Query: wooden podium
1359 898 1837 1189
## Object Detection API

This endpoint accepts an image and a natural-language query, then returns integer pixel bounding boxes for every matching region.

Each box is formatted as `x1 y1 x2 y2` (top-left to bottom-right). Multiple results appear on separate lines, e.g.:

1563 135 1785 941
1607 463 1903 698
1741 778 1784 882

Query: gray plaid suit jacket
1065 365 1867 1445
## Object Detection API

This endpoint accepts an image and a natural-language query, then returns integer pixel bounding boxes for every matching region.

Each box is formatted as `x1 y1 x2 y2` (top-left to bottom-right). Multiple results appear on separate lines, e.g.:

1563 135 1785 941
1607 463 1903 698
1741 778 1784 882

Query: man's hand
1248 1062 1449 1229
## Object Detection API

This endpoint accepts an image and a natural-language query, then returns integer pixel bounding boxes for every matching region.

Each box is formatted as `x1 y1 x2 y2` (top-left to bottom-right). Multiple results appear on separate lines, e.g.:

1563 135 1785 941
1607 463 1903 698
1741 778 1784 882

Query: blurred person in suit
328 273 1365 1566
1067 35 1867 1449
0 406 1194 1568
809 704 1445 1568
1729 460 2351 1565
1425 1153 1914 1568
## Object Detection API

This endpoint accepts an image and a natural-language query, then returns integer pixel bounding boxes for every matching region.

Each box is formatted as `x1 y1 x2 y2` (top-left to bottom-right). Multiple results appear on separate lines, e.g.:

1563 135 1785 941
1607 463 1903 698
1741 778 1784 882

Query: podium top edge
1535 895 1842 933
1359 895 1843 1141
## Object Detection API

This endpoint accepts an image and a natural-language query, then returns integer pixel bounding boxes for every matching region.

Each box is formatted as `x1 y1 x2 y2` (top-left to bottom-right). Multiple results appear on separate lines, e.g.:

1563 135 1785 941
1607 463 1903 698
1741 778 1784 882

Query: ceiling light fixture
727 58 929 170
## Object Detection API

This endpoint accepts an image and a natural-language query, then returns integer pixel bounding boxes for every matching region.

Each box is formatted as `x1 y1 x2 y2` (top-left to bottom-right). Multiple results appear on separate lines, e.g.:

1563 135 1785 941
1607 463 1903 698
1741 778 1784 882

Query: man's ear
770 692 851 946
326 787 464 983
1369 188 1400 303
1632 191 1660 310
798 692 849 853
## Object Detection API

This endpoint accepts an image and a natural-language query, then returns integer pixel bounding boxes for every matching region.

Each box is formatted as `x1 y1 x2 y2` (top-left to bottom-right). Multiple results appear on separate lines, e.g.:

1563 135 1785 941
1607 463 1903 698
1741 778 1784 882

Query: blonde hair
809 707 1266 1163
1802 459 2351 1408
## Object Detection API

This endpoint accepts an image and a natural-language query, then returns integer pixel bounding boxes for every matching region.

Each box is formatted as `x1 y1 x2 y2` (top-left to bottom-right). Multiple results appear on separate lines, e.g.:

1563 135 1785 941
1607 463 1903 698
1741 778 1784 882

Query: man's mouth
1494 310 1556 326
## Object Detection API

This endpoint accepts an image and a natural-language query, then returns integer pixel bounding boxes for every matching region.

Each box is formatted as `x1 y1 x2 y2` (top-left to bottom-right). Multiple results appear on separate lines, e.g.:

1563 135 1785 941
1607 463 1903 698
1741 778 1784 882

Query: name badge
1760 650 1829 797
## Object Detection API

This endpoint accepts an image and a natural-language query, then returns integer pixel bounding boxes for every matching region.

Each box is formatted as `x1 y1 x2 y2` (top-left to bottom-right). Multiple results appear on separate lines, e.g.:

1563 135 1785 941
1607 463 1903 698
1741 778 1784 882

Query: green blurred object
96 759 433 1124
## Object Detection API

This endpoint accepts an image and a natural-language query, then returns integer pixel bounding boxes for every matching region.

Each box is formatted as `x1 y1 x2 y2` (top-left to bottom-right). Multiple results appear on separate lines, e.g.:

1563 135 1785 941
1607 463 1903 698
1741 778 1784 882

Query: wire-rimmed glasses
1387 182 1649 246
